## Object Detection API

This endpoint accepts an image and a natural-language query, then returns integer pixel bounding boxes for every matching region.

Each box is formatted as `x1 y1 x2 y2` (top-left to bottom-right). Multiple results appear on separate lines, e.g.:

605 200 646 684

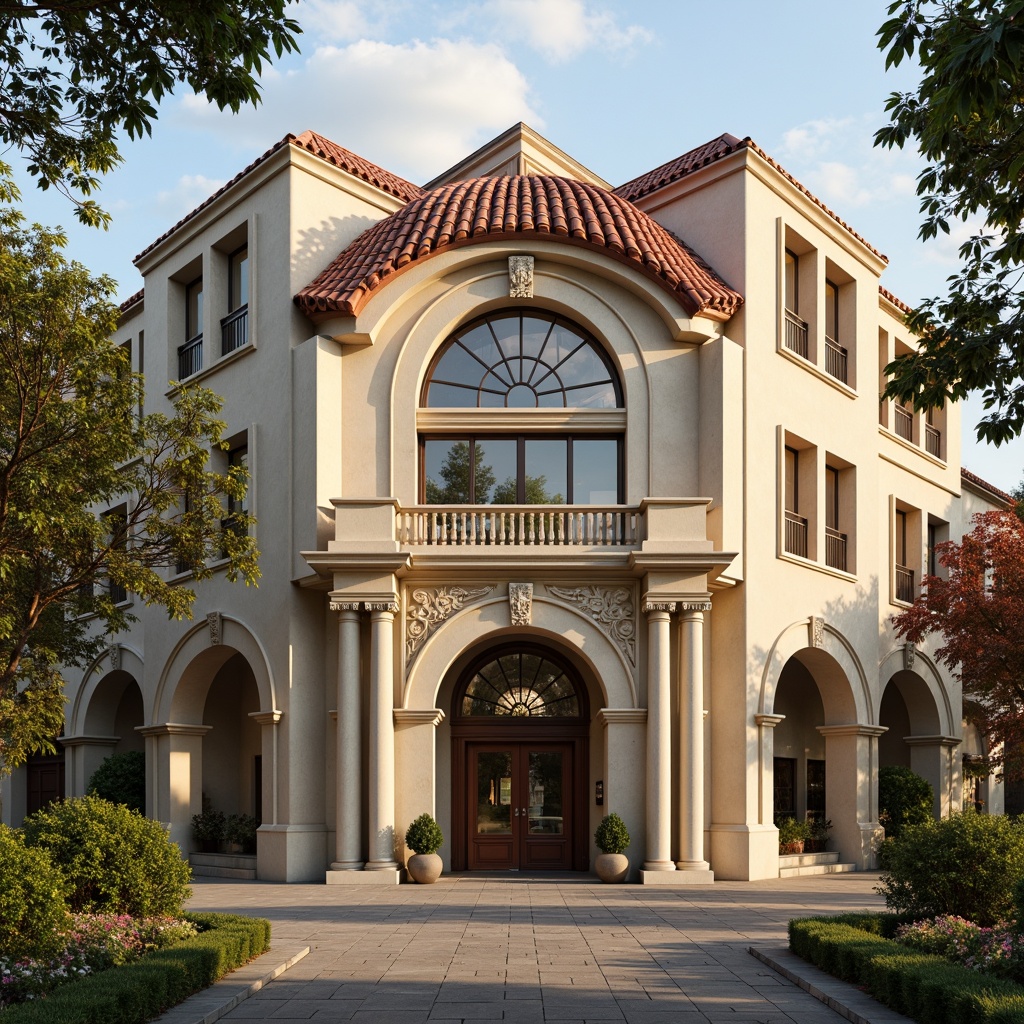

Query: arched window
420 311 624 506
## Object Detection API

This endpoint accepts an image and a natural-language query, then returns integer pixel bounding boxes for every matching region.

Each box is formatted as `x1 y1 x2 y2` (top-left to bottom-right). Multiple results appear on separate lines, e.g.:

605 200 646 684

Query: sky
10 0 1024 492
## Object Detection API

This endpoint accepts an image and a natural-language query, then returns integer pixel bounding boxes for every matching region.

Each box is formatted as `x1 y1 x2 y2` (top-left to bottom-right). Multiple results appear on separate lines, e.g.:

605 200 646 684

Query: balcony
894 404 913 442
221 305 249 356
178 334 203 379
784 510 808 558
895 563 915 603
825 527 847 572
784 310 808 359
824 336 848 384
925 424 942 459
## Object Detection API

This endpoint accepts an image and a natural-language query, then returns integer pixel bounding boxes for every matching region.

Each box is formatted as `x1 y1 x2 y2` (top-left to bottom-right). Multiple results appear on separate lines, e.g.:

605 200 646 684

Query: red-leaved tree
892 509 1024 778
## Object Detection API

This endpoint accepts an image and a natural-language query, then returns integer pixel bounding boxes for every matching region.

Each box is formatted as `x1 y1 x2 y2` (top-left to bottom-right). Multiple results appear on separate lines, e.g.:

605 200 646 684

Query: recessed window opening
783 250 808 359
784 445 807 558
222 246 249 356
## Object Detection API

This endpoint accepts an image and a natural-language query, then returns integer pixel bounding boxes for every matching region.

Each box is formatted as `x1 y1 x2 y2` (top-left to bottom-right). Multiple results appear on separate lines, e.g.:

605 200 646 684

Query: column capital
366 601 400 614
248 710 283 726
330 599 362 613
136 723 212 738
58 734 120 748
754 713 786 729
903 734 961 748
597 708 647 727
817 723 888 739
643 600 676 614
678 601 712 614
394 708 445 728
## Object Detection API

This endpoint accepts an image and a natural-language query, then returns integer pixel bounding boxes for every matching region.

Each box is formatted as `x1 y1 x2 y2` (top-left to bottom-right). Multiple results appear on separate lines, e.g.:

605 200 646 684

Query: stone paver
158 872 910 1024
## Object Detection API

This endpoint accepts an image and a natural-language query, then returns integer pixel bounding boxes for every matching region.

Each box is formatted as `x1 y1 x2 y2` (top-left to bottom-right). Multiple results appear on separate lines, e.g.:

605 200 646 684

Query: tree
0 207 260 772
875 1 1024 445
492 475 564 504
0 1 300 226
425 443 495 504
891 508 1024 776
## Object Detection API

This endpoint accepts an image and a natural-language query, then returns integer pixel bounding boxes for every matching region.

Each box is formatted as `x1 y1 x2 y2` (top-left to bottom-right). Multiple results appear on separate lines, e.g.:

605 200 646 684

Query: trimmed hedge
1 912 271 1024
790 915 1024 1024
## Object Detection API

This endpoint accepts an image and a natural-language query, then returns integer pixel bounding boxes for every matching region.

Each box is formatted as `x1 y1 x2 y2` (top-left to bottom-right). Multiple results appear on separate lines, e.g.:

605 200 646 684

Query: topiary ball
405 813 444 855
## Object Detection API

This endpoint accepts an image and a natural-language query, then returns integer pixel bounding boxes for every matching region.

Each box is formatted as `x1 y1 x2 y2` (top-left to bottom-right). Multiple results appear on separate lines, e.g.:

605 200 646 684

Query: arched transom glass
424 312 622 409
461 651 581 718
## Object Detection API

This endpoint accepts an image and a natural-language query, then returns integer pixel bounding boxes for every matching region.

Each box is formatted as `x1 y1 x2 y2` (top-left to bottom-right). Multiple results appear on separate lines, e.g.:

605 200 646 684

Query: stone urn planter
407 852 443 884
594 812 630 883
595 852 629 883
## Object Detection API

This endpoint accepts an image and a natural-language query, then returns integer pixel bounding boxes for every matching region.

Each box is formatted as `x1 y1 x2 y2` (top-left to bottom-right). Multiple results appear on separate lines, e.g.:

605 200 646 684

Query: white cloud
178 38 540 181
292 0 405 44
461 0 652 62
156 175 227 218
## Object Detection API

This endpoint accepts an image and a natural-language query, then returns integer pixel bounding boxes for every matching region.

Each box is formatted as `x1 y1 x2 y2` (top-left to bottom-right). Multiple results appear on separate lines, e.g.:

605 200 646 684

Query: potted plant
191 807 226 853
804 817 832 853
776 816 810 855
594 813 630 883
225 813 258 855
405 813 444 883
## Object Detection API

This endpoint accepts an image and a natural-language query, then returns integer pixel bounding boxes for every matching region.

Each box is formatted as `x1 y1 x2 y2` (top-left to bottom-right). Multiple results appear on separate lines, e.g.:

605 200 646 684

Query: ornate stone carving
406 586 494 658
508 255 534 298
509 583 533 626
551 585 636 664
903 641 916 671
809 615 825 649
207 611 222 646
678 600 713 613
642 601 676 614
366 601 400 614
108 644 121 671
329 600 361 613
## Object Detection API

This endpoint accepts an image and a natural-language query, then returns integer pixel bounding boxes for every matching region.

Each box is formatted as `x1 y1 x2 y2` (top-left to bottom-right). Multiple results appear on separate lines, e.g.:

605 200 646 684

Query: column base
675 859 710 872
326 868 401 885
329 860 365 871
642 859 675 872
640 867 714 885
365 859 400 871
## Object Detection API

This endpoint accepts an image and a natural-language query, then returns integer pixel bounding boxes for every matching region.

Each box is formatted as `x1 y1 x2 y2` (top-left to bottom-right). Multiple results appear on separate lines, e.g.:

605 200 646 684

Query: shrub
0 824 69 961
225 813 258 854
190 808 226 848
877 810 1024 926
23 796 191 917
776 816 811 846
88 751 146 813
594 813 630 854
405 813 443 855
878 765 934 840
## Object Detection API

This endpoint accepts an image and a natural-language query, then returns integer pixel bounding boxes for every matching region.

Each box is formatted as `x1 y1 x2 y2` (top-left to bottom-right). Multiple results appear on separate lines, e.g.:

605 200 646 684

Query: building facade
2 124 1007 882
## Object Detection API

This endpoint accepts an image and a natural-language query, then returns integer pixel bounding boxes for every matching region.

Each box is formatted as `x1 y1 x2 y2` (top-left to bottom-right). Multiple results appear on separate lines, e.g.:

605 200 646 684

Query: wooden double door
467 741 575 871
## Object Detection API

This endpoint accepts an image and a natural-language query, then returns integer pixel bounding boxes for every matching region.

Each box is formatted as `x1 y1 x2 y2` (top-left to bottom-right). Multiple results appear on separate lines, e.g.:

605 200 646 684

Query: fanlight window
461 651 581 717
424 312 622 409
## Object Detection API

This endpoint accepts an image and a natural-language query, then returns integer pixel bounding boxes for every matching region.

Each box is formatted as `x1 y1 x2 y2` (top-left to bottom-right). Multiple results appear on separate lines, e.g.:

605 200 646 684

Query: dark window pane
433 343 489 389
524 440 566 504
528 752 563 834
427 382 477 408
425 440 472 503
462 653 579 717
573 440 618 504
477 751 513 834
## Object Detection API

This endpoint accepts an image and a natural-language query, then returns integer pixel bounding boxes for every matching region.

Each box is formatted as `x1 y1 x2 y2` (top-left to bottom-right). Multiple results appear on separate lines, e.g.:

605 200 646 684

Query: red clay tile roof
962 467 1014 505
119 288 144 312
615 135 887 264
879 286 913 315
295 175 743 320
135 131 422 264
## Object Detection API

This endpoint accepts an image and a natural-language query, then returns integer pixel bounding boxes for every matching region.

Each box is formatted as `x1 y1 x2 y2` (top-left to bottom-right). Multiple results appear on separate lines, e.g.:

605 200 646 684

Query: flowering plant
895 915 1024 980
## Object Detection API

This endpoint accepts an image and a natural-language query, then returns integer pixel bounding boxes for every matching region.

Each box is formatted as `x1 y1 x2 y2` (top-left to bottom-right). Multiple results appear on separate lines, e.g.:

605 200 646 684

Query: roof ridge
961 467 1014 505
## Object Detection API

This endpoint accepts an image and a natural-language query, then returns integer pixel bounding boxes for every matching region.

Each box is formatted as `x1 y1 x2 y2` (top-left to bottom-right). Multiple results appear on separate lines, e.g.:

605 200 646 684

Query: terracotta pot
779 840 805 855
407 852 443 884
595 852 629 883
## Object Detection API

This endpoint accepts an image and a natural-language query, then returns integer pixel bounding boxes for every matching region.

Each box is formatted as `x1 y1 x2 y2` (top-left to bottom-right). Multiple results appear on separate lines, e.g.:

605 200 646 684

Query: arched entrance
450 643 590 871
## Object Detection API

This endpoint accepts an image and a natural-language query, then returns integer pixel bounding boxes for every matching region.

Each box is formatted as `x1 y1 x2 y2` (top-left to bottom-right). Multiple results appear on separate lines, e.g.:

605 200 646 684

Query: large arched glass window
420 311 624 506
457 646 584 719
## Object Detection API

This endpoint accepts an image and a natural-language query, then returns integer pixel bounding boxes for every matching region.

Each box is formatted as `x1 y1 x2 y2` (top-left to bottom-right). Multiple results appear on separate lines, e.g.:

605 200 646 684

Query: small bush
405 813 443 855
88 751 146 813
0 824 69 961
191 808 226 848
877 811 1024 926
878 765 934 840
225 813 258 854
23 796 191 917
594 813 630 854
776 816 811 845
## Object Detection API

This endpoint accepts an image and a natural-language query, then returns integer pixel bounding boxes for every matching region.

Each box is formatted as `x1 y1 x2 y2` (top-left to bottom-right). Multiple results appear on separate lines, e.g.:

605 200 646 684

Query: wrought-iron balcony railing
895 563 915 603
894 404 913 442
178 333 203 379
825 526 847 572
784 309 808 359
784 510 808 558
397 505 640 548
925 424 942 459
824 336 848 384
221 305 249 356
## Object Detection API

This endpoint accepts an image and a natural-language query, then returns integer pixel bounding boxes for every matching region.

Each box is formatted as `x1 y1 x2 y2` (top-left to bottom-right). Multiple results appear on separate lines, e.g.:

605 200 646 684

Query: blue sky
11 0 1023 491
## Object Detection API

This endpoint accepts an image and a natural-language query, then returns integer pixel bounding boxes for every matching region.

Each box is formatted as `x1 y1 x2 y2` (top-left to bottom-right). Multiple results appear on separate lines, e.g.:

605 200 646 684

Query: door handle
514 807 519 817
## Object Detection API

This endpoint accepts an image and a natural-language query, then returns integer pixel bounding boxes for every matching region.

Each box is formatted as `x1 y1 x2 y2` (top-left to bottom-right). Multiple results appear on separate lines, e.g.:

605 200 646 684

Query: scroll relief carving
207 611 222 646
406 586 494 659
509 583 533 626
508 255 534 298
549 585 636 664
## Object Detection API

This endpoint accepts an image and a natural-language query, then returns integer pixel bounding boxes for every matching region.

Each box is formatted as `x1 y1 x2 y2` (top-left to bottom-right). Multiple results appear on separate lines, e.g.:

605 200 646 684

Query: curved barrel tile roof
295 175 743 321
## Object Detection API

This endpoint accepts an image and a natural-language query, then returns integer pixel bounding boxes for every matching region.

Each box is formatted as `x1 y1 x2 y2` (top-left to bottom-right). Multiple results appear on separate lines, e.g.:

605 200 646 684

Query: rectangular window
783 249 808 359
928 522 937 577
806 759 826 819
103 507 128 605
179 277 204 378
222 246 249 356
894 508 915 602
222 440 249 551
773 757 797 819
823 279 847 383
783 445 808 558
925 405 942 458
824 464 848 572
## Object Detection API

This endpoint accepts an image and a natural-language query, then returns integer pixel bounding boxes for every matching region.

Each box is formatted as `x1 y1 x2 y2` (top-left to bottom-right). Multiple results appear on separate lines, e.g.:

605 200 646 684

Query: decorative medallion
406 586 494 659
903 641 916 671
508 255 534 298
810 615 825 649
108 643 121 671
509 583 533 626
207 611 222 646
550 585 636 664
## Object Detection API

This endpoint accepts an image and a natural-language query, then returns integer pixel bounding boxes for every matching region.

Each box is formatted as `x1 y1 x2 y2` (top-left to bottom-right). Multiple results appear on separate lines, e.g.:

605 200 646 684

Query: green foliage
0 4 300 226
225 813 258 854
876 1 1024 445
404 813 444 855
425 442 495 504
190 808 226 847
0 210 260 772
790 915 1024 1023
594 812 630 854
876 810 1024 926
23 796 192 917
0 912 270 1024
88 751 146 813
879 766 934 840
776 816 811 846
0 823 69 961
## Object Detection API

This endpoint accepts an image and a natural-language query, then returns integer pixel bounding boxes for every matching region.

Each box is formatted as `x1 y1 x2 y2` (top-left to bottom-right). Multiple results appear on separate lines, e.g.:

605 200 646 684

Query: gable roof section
962 467 1013 506
295 174 743 321
615 134 887 264
134 130 423 264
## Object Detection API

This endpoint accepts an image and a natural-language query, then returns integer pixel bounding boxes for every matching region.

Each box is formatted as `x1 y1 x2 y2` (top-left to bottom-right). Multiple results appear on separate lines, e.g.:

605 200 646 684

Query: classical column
643 602 676 874
677 605 711 873
331 603 363 870
365 602 399 872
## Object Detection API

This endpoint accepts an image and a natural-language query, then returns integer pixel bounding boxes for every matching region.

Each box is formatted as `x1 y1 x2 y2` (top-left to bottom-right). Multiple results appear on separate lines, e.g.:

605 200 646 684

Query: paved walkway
168 871 904 1024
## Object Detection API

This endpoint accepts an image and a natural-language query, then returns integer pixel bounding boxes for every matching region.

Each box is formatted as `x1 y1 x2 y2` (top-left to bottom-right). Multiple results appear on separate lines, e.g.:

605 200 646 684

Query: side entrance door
469 742 573 870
